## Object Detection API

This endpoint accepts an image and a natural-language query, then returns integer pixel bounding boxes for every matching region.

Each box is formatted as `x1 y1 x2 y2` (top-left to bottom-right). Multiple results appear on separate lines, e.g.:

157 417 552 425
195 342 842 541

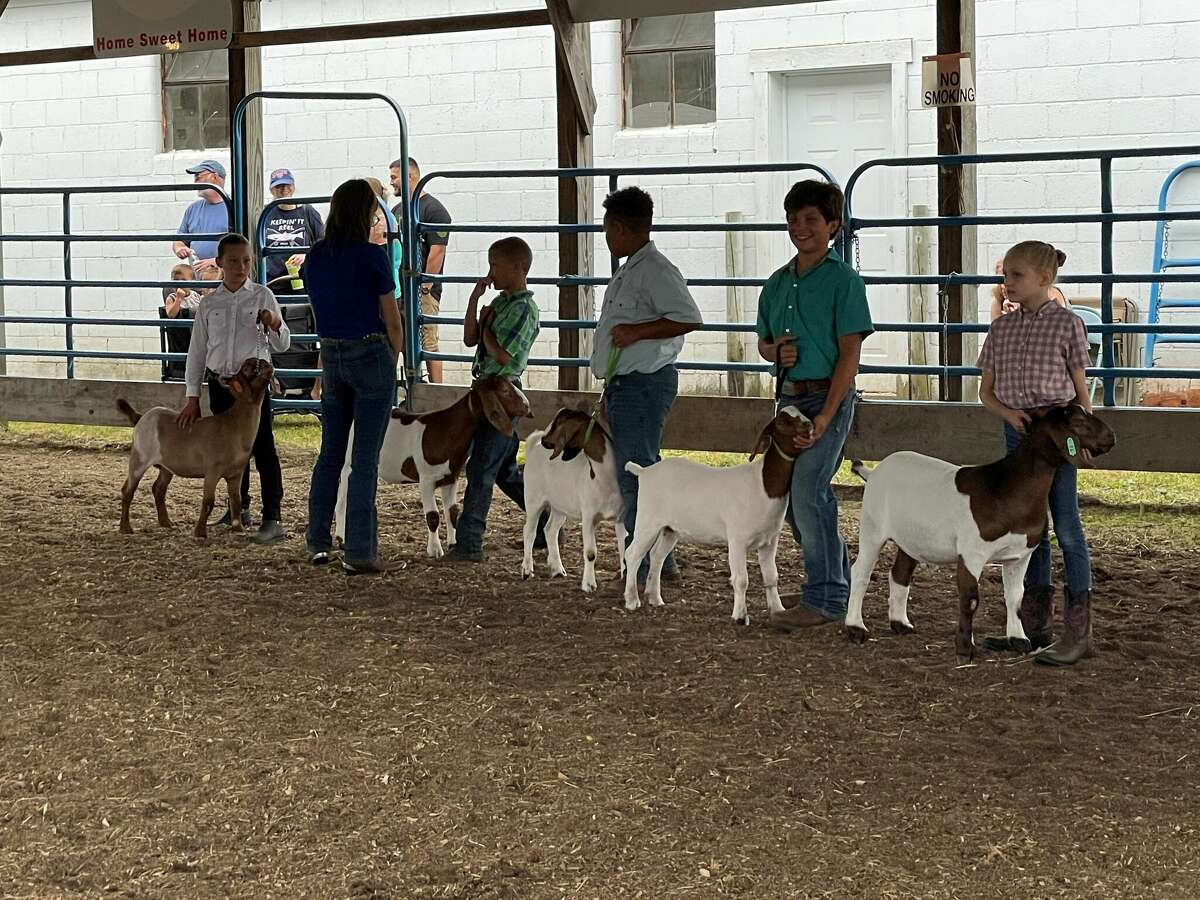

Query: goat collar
770 438 797 462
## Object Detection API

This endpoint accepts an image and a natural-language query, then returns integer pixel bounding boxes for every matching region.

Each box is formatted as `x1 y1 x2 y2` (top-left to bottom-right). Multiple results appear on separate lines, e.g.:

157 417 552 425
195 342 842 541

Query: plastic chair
1071 305 1103 404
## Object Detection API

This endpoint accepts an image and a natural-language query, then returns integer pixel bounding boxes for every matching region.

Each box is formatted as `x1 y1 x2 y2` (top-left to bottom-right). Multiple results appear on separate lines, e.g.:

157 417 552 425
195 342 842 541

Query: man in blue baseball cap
173 159 230 272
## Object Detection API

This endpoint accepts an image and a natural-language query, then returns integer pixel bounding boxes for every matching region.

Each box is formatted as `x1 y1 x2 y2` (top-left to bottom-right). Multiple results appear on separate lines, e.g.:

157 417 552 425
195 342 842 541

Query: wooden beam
0 10 551 68
554 6 595 391
2 376 1196 473
401 384 1200 474
545 1 597 134
228 1 264 239
936 0 965 402
0 0 13 22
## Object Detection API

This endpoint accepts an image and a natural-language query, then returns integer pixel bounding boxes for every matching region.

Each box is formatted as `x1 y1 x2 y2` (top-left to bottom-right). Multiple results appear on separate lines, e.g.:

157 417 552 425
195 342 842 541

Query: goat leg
227 477 245 533
195 473 220 540
955 557 981 658
151 468 174 528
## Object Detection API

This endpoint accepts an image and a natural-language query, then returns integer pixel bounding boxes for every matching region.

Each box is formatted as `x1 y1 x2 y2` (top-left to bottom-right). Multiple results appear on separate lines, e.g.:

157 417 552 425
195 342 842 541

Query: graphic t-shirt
263 205 325 282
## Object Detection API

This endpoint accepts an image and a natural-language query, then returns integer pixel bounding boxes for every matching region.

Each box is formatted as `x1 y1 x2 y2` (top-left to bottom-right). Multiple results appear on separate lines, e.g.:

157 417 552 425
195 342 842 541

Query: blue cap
269 168 295 188
186 159 226 178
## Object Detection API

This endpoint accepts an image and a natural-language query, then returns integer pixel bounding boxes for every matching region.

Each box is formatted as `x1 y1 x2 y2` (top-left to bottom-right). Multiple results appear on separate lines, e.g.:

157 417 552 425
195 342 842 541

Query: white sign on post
921 52 976 108
92 0 233 59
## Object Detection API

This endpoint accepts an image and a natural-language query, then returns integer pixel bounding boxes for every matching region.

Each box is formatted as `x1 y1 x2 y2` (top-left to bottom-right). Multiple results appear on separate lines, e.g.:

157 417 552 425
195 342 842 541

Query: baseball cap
185 159 226 178
269 168 295 188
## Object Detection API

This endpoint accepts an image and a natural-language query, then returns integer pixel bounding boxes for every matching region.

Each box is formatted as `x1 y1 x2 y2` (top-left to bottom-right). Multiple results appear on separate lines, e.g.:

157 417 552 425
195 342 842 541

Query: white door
782 67 904 379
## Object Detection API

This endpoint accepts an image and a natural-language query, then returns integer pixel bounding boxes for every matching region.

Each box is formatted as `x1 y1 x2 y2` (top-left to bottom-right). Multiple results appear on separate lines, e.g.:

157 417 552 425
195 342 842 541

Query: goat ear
561 445 583 462
481 389 514 436
229 377 245 396
748 424 773 461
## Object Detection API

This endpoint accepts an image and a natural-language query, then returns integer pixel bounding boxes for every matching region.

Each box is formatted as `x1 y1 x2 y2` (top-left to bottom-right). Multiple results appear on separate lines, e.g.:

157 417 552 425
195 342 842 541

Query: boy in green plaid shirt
448 236 541 562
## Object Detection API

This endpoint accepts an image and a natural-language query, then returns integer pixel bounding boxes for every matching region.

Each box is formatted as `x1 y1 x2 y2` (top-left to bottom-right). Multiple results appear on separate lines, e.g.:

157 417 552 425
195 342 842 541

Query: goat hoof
623 599 641 612
119 524 133 535
550 569 567 579
1008 636 1032 654
955 633 976 659
845 625 869 644
732 614 751 626
521 569 533 580
889 620 915 635
581 582 596 594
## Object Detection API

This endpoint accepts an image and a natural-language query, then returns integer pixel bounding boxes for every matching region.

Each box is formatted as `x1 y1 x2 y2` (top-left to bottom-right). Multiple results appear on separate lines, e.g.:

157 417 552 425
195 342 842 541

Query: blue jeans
456 413 526 554
1004 423 1092 593
778 390 857 619
306 336 397 563
607 365 679 581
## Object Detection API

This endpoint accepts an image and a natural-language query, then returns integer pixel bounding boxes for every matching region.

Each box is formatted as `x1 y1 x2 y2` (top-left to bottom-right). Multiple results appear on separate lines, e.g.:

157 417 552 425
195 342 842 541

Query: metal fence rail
0 183 232 379
3 147 1200 411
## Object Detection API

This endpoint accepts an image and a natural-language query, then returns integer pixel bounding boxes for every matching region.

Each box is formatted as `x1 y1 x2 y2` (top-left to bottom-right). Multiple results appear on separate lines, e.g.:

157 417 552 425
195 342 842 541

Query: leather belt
780 378 832 398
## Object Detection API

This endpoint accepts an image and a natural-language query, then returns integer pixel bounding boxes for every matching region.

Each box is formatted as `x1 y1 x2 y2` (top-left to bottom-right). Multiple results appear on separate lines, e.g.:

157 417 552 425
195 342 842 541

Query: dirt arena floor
1 431 1199 899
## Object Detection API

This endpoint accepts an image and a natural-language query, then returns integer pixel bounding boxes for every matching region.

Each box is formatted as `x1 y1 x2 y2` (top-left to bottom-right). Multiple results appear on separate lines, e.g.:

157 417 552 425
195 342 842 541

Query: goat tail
850 459 872 483
624 461 647 478
116 398 142 426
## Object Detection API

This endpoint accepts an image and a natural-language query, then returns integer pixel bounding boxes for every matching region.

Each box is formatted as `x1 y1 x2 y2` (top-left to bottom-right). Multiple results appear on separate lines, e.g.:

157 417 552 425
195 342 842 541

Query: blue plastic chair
1072 305 1103 403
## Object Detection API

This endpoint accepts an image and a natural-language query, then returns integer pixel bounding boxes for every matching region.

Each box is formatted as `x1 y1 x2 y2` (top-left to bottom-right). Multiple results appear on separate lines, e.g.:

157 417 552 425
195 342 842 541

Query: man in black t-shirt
263 168 325 296
390 156 450 383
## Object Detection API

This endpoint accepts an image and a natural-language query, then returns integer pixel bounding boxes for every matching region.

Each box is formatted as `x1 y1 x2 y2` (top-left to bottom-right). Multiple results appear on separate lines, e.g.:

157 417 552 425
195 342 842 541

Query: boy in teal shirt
756 180 874 629
448 236 541 561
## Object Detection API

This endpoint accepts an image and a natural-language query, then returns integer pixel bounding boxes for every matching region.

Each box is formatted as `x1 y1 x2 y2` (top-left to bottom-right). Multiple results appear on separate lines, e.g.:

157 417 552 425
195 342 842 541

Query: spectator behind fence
390 156 450 383
301 179 406 575
262 168 324 295
591 186 703 587
172 160 229 273
163 262 202 319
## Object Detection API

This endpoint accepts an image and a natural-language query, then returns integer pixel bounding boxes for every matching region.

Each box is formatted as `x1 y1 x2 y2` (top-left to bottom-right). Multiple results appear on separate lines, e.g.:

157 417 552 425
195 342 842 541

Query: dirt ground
1 434 1198 900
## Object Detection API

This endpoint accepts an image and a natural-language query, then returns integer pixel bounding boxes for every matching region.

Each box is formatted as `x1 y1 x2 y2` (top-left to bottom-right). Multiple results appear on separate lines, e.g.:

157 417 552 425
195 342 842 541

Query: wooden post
908 204 933 401
724 212 746 397
228 1 264 239
549 2 596 391
935 0 975 401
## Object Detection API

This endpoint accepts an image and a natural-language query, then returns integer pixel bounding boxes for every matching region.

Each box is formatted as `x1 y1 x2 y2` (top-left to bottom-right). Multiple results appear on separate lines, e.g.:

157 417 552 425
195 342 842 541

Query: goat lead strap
583 345 622 446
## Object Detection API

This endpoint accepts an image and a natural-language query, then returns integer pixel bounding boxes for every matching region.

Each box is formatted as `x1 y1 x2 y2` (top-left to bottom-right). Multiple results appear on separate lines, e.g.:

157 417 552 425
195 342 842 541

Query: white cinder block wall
2 0 1199 386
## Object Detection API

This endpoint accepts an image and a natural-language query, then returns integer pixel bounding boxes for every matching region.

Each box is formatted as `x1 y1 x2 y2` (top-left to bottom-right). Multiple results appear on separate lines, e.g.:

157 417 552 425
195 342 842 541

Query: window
623 14 716 129
162 50 229 152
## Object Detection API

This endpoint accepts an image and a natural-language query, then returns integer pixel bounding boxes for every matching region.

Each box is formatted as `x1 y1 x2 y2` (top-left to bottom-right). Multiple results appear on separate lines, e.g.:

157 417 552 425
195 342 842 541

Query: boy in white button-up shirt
592 187 703 586
180 233 291 543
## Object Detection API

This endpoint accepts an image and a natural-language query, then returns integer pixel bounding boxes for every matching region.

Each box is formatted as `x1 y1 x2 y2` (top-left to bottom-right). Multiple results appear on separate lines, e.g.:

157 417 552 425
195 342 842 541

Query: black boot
1036 588 1094 667
984 584 1054 652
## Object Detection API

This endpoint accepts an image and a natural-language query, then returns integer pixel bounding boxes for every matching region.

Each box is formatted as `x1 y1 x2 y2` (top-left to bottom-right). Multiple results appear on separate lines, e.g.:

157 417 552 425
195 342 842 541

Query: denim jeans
778 390 857 619
1004 423 1092 593
606 365 679 581
208 378 283 521
456 413 526 554
306 336 397 563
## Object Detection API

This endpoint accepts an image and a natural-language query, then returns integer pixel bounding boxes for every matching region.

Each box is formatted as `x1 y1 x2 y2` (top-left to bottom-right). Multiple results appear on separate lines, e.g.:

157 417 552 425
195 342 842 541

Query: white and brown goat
521 408 625 592
334 376 532 558
844 404 1115 656
622 407 812 624
117 358 275 540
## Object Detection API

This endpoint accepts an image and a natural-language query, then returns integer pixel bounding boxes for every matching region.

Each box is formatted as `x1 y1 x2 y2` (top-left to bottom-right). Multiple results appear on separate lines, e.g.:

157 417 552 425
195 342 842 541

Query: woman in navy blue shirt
301 179 405 574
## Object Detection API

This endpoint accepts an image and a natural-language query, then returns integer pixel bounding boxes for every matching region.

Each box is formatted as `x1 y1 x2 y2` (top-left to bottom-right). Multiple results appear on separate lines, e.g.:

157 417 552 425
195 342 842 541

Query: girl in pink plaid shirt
978 241 1095 667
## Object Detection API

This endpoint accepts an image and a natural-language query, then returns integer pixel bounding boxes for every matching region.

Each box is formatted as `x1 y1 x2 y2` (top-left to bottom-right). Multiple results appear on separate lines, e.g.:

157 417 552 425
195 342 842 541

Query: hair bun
1054 248 1067 266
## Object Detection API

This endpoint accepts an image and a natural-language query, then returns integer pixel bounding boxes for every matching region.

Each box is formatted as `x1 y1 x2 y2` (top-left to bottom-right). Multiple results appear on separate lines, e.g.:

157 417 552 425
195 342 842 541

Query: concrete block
477 71 522 106
429 73 476 104
976 0 1017 36
1046 31 1110 65
325 52 368 83
1108 24 1177 62
451 40 497 73
1141 0 1194 24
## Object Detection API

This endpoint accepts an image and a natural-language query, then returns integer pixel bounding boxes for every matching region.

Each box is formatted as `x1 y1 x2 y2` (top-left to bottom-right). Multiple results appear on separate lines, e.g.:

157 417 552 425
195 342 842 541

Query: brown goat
118 359 275 539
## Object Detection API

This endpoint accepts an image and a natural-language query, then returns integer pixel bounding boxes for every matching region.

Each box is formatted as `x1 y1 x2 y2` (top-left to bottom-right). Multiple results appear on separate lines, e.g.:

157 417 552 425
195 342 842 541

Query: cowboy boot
1036 588 1094 667
984 584 1054 652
